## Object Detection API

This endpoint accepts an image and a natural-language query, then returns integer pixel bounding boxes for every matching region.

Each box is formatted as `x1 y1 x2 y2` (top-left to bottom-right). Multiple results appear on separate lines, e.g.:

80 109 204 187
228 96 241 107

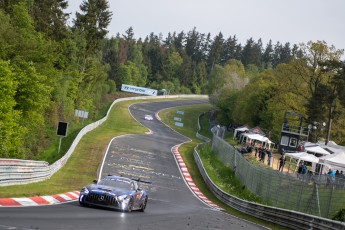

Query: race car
79 175 148 212
144 114 153 120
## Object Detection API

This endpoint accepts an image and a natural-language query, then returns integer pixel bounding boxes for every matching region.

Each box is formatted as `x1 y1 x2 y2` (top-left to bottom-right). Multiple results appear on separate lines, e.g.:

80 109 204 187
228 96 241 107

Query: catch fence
210 127 345 219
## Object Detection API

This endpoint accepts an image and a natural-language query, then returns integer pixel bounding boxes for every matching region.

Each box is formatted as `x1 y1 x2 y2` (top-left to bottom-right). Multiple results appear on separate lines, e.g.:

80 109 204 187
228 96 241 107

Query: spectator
297 162 303 178
267 149 272 166
258 146 262 160
327 168 335 185
260 148 266 162
300 162 307 180
279 154 286 172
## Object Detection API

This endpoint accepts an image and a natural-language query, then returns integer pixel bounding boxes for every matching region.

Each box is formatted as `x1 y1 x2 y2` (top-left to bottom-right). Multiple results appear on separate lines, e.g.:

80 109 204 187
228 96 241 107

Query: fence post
296 179 304 211
326 185 335 218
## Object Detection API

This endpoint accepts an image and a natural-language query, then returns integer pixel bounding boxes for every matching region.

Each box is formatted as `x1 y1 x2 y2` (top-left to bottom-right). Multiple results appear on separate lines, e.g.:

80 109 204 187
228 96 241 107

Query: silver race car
144 114 153 120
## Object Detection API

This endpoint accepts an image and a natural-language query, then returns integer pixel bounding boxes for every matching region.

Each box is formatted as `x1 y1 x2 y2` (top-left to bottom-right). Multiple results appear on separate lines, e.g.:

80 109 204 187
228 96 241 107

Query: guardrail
193 145 345 230
0 94 208 186
196 113 211 143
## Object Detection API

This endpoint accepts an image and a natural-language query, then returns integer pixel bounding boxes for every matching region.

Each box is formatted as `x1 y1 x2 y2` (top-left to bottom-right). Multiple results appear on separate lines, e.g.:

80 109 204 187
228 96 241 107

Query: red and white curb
0 191 80 207
172 145 222 211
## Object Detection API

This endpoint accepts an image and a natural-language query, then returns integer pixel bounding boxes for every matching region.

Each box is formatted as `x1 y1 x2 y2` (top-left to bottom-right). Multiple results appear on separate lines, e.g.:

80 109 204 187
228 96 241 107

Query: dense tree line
0 0 344 160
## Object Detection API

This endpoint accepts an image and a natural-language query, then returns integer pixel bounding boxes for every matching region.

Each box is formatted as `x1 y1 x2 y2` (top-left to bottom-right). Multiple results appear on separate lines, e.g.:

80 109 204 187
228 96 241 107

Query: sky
66 0 345 54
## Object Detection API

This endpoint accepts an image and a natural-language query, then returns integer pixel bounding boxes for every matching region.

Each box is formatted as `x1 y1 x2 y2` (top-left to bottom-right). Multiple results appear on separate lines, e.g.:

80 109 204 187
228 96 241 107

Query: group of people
253 144 272 166
327 168 345 186
297 161 308 178
240 141 345 187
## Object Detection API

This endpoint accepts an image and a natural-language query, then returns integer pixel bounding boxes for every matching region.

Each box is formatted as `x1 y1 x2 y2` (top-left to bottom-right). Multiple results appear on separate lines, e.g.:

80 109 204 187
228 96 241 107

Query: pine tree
74 0 112 53
32 0 69 41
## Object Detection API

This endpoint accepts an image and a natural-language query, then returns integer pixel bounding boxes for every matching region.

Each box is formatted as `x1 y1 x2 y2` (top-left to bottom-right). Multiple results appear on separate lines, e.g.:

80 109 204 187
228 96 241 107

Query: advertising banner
121 84 158 96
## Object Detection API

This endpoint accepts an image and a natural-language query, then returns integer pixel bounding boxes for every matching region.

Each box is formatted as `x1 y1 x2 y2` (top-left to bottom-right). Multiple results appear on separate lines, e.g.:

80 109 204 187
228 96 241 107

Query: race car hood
86 184 130 196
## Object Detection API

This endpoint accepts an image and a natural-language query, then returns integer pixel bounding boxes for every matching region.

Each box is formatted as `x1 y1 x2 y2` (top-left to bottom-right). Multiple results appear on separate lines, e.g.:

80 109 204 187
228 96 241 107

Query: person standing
327 168 335 185
260 148 266 162
300 162 307 180
266 149 272 166
279 154 286 172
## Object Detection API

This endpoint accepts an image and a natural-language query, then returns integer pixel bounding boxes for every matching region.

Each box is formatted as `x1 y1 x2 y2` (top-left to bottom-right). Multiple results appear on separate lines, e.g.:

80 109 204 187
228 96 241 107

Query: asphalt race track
0 99 268 230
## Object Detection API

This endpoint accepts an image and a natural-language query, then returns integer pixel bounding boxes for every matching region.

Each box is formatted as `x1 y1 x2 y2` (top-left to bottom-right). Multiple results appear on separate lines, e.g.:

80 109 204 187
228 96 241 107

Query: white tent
319 151 345 168
304 143 330 155
285 152 320 163
233 126 249 139
242 133 274 149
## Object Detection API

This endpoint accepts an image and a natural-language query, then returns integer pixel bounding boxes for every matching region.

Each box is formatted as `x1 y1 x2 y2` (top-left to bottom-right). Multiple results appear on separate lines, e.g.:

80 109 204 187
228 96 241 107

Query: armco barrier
193 146 345 230
195 113 211 143
0 95 208 186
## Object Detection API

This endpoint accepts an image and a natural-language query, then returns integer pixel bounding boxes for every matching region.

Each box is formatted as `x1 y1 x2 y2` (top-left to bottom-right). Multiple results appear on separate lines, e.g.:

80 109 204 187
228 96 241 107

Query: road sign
174 117 182 121
175 122 183 127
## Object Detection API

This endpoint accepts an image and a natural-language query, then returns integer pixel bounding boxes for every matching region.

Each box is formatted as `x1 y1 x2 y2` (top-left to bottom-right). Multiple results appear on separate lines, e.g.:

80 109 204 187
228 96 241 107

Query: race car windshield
99 179 132 190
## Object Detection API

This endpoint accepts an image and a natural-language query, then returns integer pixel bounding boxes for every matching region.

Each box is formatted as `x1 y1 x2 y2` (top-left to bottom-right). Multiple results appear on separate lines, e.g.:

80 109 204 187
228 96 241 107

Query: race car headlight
117 194 130 201
80 187 89 195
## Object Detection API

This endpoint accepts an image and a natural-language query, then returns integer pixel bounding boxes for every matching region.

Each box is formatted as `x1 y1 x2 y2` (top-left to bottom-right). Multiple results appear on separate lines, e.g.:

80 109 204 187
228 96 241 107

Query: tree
74 0 112 53
206 64 225 94
117 61 146 86
0 60 26 158
32 0 69 41
317 60 345 144
269 41 344 144
207 32 224 72
280 42 292 64
221 35 240 65
262 40 274 69
162 49 183 82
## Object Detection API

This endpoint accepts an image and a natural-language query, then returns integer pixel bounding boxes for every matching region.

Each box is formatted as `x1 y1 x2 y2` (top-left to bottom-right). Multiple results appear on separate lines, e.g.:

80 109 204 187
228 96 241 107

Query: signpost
75 109 89 124
56 121 68 154
174 117 182 122
174 110 184 127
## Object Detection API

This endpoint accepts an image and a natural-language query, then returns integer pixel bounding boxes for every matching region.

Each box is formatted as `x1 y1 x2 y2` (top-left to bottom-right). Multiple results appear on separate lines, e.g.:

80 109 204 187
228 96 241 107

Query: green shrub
332 208 345 222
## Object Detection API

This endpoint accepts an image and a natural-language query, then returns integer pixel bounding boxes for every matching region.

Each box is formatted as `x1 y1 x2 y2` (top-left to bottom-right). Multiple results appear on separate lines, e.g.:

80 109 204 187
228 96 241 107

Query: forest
0 0 345 160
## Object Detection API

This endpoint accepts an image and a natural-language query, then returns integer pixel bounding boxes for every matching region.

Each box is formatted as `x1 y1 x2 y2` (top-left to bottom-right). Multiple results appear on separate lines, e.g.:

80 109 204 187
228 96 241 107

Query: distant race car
144 114 153 120
79 175 149 212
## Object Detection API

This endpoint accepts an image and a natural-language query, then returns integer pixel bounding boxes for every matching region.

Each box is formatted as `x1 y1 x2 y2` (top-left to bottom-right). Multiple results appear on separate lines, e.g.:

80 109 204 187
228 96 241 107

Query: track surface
0 99 267 230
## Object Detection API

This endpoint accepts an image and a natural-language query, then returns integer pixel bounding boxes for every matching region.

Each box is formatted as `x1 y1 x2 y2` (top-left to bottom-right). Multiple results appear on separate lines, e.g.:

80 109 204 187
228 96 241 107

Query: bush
332 208 345 222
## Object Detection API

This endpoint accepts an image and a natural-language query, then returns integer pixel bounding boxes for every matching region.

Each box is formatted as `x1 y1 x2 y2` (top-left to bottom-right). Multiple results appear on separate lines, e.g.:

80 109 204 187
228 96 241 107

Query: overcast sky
67 0 345 54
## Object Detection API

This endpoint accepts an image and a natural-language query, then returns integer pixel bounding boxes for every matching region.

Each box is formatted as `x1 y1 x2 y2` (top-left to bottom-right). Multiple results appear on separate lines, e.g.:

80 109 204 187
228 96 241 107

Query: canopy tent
241 133 274 149
247 126 266 136
319 151 345 168
285 152 320 163
322 146 345 154
233 125 249 139
304 142 330 155
285 152 321 174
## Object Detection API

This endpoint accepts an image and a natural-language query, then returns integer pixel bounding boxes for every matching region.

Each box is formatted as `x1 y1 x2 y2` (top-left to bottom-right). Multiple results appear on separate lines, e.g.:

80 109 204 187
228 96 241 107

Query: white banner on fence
75 109 89 119
121 84 157 96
